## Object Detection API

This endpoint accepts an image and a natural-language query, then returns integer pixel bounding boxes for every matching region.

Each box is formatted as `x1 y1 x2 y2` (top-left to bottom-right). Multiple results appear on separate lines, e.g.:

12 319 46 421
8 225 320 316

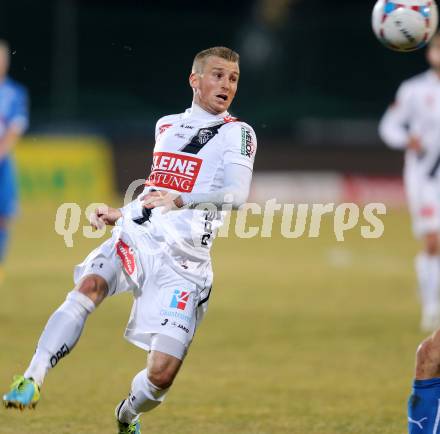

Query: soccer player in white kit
2 46 257 434
380 32 440 332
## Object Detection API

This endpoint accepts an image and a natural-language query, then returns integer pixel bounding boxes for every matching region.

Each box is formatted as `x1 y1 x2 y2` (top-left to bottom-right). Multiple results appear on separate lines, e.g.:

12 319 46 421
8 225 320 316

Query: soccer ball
372 0 439 51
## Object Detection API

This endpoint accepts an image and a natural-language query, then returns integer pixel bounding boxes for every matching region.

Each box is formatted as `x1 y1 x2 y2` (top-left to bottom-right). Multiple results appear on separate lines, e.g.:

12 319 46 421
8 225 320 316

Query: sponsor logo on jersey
116 239 136 275
158 123 173 135
180 124 194 129
223 115 238 123
146 152 202 193
170 289 190 310
241 127 255 158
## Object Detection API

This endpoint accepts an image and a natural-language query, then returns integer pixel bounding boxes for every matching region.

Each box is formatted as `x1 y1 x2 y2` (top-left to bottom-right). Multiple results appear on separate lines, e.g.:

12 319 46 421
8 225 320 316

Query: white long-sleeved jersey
121 103 257 275
380 70 440 153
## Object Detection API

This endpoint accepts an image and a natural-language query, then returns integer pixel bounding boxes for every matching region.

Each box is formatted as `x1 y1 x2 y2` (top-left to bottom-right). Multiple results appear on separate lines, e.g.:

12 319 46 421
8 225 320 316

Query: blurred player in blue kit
0 39 29 282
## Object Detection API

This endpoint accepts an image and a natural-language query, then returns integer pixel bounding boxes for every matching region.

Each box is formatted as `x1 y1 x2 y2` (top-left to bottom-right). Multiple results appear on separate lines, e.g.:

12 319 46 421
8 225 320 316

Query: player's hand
141 191 184 213
408 136 423 154
89 205 122 230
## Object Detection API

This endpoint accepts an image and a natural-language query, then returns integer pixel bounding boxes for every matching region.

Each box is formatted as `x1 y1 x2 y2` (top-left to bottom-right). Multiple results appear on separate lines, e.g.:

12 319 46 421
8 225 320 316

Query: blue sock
0 226 8 263
409 378 440 433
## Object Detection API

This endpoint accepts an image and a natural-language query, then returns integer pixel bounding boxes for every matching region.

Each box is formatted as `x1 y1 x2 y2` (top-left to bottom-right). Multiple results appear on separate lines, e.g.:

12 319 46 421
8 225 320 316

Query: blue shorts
0 156 18 218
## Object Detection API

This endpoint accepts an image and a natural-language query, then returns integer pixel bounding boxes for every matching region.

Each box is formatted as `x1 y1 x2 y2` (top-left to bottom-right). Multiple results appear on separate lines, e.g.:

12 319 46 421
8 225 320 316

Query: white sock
24 291 95 386
416 253 440 314
117 369 168 424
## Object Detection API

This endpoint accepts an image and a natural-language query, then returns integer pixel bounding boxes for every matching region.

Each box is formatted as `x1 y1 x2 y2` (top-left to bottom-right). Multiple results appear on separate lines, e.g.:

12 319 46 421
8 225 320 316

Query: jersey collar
183 102 228 121
427 69 440 83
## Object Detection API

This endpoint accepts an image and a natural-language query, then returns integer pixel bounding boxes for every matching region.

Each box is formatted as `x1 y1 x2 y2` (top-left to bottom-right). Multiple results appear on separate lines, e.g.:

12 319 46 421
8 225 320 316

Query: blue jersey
0 77 29 217
0 77 29 141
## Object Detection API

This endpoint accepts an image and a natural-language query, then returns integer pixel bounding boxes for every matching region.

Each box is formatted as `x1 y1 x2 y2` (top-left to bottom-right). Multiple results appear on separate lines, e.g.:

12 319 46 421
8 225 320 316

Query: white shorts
73 217 212 358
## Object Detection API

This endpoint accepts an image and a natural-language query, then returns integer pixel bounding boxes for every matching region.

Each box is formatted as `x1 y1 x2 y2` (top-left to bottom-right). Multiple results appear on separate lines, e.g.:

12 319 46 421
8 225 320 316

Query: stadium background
0 1 428 433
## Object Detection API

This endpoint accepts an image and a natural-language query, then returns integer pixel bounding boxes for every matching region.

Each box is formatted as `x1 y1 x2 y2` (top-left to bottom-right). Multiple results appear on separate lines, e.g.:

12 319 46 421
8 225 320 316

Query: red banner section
249 172 406 208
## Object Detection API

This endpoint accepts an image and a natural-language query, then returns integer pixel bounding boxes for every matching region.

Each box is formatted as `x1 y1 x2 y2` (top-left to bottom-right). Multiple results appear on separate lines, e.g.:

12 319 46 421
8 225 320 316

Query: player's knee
415 337 440 378
76 275 108 306
416 338 432 365
425 233 440 255
147 366 175 390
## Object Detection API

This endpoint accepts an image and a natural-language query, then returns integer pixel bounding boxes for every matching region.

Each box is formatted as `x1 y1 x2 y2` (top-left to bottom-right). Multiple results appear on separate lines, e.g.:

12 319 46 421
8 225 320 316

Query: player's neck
190 101 227 118
433 69 440 80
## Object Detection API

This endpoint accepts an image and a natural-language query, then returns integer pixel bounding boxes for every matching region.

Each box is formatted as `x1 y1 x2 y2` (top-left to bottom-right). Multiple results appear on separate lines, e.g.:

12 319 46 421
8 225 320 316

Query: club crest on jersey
146 151 202 193
170 290 190 310
116 239 136 275
197 128 214 145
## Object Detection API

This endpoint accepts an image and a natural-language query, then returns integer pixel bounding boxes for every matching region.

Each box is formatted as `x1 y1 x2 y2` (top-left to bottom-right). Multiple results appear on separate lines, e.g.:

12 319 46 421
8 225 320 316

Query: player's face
427 36 440 70
0 47 9 79
190 56 239 115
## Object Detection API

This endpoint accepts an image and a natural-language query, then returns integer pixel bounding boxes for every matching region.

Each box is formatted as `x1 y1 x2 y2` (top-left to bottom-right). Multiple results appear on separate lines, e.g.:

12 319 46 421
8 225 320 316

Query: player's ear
189 72 199 91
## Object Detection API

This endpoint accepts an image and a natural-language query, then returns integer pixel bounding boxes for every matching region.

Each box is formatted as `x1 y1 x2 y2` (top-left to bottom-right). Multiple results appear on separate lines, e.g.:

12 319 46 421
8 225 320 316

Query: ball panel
372 0 439 51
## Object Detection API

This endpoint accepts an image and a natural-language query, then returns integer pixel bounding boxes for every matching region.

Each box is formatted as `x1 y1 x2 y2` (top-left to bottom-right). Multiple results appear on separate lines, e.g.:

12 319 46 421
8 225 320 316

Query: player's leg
3 274 110 409
407 165 440 331
0 157 18 283
408 329 440 433
417 231 440 331
116 334 185 432
23 274 108 385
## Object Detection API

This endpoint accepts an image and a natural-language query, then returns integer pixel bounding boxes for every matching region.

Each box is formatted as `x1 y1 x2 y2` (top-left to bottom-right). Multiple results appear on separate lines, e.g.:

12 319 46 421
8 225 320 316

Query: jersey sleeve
379 81 413 150
7 85 29 133
154 115 176 142
223 122 257 170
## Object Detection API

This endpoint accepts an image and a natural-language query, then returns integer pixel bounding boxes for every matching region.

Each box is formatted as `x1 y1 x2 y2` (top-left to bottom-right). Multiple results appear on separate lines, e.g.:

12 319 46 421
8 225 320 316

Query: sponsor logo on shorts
116 239 136 275
241 127 255 158
176 323 189 333
145 152 202 193
170 289 190 310
50 343 69 368
160 309 192 324
160 319 190 334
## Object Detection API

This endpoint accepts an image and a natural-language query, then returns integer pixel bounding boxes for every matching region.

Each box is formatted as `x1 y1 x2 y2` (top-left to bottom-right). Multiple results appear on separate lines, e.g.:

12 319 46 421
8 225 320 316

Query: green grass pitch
0 203 425 433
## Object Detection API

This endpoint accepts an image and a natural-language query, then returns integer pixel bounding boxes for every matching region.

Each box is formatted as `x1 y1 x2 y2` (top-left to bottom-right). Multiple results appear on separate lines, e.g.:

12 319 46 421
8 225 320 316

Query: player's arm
0 86 29 160
143 123 257 210
180 163 252 209
142 162 253 210
379 82 419 151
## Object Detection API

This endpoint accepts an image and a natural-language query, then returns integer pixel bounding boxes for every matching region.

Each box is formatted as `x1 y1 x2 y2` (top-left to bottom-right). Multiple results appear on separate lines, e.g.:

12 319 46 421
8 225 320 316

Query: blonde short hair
192 46 239 74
